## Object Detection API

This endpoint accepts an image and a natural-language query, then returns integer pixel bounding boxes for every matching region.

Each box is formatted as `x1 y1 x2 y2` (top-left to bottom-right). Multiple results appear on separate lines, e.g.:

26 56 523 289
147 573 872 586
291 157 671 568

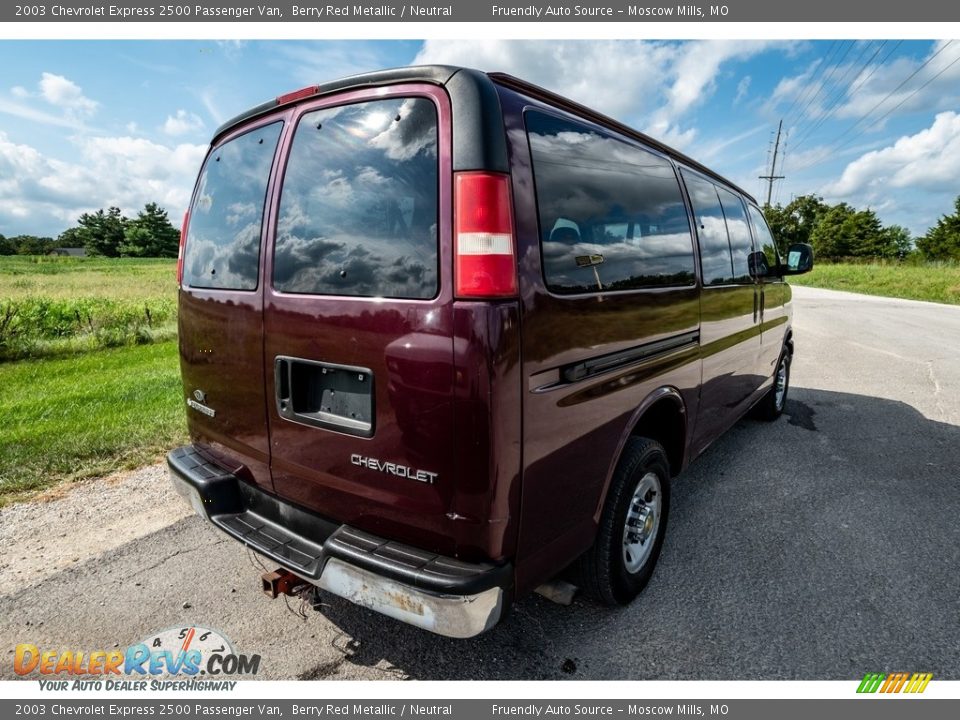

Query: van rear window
183 122 282 291
273 97 439 299
526 111 696 294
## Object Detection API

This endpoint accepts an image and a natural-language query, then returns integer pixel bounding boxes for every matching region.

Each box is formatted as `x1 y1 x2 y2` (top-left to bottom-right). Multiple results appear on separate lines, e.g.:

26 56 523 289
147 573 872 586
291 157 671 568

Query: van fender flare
592 386 686 523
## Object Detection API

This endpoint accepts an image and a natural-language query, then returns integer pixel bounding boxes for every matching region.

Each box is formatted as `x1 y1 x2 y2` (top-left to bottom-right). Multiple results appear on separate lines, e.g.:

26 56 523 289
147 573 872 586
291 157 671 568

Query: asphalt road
2 285 959 680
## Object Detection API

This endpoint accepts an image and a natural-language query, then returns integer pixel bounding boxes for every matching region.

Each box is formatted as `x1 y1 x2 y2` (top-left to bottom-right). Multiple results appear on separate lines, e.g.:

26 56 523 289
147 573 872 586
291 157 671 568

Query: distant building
48 247 87 257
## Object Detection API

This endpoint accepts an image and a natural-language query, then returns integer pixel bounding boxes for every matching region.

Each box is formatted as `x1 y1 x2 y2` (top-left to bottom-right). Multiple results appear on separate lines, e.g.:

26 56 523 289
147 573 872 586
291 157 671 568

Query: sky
1 39 959 239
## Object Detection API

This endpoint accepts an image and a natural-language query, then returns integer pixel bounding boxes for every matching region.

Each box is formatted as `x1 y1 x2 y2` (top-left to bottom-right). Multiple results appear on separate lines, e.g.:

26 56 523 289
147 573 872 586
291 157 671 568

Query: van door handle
276 358 290 413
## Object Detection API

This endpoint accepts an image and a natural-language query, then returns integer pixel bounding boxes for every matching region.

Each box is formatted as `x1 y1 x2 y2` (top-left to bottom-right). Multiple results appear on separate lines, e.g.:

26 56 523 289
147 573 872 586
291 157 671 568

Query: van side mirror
783 243 814 275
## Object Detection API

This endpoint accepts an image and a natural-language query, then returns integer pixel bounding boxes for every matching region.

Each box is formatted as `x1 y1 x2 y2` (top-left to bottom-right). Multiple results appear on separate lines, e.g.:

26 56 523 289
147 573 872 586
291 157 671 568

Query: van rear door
178 118 285 492
261 87 459 555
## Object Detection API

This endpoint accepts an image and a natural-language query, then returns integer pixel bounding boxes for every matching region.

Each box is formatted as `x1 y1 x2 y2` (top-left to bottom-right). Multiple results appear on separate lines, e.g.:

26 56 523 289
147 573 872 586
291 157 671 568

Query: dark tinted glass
184 122 282 290
748 204 780 277
274 97 439 298
682 171 733 286
526 111 695 294
717 188 753 283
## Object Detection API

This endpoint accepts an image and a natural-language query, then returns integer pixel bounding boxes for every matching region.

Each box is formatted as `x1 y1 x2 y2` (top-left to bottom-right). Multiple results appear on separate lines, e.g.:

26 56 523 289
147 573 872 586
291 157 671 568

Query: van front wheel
577 437 670 605
752 349 791 421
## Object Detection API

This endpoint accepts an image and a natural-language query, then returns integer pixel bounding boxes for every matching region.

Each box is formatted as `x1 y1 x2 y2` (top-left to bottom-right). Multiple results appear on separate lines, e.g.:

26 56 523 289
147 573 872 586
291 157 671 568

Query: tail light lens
454 172 518 298
176 210 189 287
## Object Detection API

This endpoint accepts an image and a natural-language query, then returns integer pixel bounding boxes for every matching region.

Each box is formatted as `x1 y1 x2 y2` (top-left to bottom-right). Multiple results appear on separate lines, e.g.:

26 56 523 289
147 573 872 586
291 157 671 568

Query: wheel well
785 329 794 356
630 397 685 477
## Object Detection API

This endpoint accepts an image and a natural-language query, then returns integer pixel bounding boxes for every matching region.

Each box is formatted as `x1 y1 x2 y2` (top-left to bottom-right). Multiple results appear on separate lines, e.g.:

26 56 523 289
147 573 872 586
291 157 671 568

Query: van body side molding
529 330 700 390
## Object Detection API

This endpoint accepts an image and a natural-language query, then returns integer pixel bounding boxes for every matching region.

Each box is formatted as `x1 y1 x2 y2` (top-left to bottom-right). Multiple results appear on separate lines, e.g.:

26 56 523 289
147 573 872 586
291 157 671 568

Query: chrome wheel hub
775 356 788 410
622 471 662 573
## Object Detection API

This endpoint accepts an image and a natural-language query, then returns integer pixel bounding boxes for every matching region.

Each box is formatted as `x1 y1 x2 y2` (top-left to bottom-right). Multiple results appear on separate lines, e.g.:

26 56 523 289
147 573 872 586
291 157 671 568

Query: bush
0 296 177 361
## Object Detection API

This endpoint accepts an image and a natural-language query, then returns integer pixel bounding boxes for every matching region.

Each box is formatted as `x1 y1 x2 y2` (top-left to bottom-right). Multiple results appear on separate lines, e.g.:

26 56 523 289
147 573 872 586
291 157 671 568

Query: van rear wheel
577 437 670 605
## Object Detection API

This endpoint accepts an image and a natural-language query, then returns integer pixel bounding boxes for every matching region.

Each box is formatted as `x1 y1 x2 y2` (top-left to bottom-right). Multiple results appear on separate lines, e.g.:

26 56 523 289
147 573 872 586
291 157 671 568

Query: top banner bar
4 0 959 23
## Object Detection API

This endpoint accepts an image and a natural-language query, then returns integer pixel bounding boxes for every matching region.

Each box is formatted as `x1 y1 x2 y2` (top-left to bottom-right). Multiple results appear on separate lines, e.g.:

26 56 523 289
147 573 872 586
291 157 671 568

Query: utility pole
759 119 785 207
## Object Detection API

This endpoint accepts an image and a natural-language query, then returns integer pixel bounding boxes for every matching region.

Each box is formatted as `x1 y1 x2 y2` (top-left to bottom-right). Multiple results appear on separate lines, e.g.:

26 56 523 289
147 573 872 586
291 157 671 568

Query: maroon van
168 66 813 638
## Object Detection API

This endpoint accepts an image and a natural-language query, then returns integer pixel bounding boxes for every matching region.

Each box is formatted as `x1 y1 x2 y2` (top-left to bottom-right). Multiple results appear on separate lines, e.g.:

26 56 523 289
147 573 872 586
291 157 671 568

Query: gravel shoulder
0 464 190 589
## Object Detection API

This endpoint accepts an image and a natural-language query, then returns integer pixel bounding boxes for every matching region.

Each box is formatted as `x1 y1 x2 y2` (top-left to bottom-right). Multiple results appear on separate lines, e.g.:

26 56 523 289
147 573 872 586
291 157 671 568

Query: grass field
0 256 177 360
0 341 186 506
789 261 960 305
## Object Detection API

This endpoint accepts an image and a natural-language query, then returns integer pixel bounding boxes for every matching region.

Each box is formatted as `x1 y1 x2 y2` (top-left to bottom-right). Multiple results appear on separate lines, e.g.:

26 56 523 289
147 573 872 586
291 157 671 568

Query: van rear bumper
166 445 511 638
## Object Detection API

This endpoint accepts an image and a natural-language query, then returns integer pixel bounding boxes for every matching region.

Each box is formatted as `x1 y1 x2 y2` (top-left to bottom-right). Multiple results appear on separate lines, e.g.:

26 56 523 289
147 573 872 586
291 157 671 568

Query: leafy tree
77 207 127 257
881 225 914 260
56 227 86 249
11 235 56 255
0 234 12 256
916 196 960 261
809 203 855 258
119 203 180 258
846 208 891 258
764 194 828 253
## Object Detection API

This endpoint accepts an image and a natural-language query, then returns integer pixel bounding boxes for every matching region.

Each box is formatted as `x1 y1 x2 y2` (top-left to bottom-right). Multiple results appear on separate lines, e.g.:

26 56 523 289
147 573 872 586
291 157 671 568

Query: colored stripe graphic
857 673 885 693
857 672 932 694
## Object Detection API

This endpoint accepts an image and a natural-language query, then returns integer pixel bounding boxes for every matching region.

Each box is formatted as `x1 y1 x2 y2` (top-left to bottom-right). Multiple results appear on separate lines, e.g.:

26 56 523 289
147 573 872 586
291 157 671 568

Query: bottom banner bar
0 699 956 720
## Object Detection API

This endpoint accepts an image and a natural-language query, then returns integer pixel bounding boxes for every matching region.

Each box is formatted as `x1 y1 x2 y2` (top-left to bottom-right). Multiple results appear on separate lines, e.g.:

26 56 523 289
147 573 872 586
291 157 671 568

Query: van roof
214 64 756 204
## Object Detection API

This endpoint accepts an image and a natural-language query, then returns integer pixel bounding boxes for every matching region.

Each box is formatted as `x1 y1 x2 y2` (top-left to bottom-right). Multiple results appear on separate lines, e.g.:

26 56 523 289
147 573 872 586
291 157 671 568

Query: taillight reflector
177 210 189 287
454 172 518 298
277 85 319 105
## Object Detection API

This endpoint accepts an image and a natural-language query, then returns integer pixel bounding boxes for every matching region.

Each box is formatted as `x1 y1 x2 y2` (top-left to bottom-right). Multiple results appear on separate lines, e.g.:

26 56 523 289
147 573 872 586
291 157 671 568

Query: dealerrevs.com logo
857 672 933 694
14 626 260 691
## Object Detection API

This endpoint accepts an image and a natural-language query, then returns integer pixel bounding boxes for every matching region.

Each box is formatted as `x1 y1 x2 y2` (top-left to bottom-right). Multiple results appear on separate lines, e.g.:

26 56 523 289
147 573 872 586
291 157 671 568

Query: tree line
3 195 960 263
764 194 960 262
0 203 180 258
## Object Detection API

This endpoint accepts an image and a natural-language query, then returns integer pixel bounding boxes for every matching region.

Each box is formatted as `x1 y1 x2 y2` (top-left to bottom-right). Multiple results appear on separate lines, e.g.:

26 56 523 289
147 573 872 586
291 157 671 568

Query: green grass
789 261 960 305
0 256 177 300
0 341 186 506
0 256 177 360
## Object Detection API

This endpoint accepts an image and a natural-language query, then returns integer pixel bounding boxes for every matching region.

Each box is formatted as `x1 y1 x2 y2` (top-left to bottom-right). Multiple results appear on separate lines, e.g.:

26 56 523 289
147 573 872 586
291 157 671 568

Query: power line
827 48 960 158
790 41 956 175
815 41 954 157
844 40 902 102
791 40 856 133
790 41 884 151
778 40 840 122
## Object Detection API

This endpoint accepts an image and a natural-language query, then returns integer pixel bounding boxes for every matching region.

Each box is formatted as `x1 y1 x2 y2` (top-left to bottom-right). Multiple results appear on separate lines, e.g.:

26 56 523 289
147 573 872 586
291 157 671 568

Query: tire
577 437 671 606
752 348 791 422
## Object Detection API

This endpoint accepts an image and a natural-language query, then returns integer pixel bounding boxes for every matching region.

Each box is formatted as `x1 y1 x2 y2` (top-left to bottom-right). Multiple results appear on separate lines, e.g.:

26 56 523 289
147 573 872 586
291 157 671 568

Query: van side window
526 111 696 294
682 172 734 286
716 188 754 284
748 204 781 278
274 97 439 299
184 122 283 291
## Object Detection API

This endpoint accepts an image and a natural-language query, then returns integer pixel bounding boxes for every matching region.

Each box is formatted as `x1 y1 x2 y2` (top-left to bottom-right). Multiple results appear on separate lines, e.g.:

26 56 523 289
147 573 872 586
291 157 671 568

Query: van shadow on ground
306 388 960 680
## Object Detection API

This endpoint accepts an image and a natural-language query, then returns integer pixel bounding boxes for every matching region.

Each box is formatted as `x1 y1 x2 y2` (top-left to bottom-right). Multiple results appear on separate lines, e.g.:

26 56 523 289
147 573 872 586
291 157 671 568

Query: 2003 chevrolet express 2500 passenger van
168 66 814 638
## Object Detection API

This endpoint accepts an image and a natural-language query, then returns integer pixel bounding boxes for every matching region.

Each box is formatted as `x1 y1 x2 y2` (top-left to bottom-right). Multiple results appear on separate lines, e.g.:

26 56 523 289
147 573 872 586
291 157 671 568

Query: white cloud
0 131 206 237
413 40 778 152
38 72 98 117
823 112 960 199
163 109 205 136
835 42 960 121
2 72 98 129
734 76 752 104
771 41 960 132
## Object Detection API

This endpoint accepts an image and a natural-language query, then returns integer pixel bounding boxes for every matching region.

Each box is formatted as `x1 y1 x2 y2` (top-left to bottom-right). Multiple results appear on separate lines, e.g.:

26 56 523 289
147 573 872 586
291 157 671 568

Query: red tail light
176 210 189 287
454 172 518 298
